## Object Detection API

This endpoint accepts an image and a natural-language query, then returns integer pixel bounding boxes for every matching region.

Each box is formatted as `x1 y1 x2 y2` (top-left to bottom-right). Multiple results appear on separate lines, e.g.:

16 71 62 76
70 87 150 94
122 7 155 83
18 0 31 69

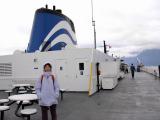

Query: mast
91 0 97 49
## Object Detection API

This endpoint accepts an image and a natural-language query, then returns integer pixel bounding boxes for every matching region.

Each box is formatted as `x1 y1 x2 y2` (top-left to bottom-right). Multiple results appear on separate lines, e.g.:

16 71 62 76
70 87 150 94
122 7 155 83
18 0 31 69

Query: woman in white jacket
36 63 60 120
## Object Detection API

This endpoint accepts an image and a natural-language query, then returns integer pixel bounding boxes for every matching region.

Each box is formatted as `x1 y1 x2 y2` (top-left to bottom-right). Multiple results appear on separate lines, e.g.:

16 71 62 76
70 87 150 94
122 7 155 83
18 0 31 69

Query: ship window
79 63 84 70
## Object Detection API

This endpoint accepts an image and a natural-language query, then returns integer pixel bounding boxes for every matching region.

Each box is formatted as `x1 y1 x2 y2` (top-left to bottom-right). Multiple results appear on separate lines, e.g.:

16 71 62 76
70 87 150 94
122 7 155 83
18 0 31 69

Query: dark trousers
41 104 57 120
131 71 135 78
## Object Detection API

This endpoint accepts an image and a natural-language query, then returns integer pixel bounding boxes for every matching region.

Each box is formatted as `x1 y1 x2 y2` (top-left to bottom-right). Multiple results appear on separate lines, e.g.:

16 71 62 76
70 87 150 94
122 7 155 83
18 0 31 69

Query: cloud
0 0 159 57
93 0 160 57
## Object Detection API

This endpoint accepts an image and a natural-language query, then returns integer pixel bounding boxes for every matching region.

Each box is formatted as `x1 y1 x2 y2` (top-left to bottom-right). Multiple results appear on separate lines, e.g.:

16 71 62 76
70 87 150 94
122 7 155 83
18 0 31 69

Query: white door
55 59 68 89
74 58 89 91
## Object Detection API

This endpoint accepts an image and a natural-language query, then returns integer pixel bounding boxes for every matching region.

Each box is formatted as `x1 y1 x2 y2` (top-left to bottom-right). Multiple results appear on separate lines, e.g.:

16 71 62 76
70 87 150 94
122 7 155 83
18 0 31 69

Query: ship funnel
26 5 77 53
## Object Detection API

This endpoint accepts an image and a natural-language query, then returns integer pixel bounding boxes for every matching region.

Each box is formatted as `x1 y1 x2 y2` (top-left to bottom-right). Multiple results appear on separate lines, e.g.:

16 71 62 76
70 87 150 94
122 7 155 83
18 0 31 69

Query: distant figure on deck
130 64 136 79
154 70 158 79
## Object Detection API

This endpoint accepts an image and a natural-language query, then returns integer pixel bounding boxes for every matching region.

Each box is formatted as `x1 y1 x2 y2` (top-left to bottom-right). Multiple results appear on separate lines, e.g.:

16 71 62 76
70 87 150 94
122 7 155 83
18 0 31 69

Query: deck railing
141 66 159 77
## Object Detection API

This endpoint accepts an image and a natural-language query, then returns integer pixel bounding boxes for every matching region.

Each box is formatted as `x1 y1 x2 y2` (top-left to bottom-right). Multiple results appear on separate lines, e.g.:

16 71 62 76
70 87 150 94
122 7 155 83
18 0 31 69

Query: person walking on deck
35 63 60 120
130 64 136 79
154 70 158 79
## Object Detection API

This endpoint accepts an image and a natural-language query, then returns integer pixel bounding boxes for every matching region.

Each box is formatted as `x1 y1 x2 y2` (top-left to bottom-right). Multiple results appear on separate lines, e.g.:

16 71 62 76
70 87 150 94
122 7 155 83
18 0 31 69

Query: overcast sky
0 0 160 57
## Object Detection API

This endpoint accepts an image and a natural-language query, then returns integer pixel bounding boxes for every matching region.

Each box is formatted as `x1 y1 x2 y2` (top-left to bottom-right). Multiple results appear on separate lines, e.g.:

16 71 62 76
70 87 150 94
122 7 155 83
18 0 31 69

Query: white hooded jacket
35 72 60 106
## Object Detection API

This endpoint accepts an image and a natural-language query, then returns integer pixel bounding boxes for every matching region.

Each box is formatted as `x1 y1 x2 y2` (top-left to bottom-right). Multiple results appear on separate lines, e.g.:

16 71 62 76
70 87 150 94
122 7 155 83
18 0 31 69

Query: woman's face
44 65 52 72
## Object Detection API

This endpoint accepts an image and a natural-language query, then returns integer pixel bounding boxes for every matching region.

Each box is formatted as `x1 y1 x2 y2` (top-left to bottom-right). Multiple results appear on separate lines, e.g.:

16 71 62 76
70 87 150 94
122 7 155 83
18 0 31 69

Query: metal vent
0 63 12 76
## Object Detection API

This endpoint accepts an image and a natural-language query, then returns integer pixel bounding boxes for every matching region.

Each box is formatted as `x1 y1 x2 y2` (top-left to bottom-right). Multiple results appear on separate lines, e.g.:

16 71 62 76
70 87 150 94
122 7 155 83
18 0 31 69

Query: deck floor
1 72 160 120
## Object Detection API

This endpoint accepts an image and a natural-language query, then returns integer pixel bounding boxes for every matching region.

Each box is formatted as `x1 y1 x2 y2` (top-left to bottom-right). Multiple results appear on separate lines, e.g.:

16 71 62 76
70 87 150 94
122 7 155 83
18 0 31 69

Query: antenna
91 0 94 22
91 0 97 49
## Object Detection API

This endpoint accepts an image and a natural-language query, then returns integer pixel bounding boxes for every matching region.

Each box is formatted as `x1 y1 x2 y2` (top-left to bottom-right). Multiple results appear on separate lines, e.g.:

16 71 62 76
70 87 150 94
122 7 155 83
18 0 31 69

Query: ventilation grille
0 63 12 76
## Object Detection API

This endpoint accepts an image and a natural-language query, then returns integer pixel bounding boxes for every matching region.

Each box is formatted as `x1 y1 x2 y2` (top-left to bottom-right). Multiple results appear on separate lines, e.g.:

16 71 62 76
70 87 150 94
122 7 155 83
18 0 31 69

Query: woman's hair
43 63 52 71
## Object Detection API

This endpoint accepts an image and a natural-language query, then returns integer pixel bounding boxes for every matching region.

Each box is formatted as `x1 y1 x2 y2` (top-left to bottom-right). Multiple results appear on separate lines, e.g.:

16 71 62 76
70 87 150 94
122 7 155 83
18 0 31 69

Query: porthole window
79 63 84 70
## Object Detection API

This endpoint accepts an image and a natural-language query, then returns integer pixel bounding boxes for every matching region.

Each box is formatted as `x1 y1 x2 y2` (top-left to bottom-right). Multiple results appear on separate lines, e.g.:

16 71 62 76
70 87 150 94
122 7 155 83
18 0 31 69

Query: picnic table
13 84 32 93
8 94 38 117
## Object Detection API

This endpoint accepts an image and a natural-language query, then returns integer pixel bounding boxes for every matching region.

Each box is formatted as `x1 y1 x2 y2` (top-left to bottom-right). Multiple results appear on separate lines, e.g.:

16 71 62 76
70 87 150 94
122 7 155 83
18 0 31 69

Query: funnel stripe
41 29 76 51
45 34 75 51
39 20 77 51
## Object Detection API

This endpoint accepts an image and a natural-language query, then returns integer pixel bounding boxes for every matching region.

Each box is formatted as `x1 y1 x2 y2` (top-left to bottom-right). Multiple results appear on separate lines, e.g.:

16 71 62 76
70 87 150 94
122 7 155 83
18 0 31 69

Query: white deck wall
0 48 114 95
